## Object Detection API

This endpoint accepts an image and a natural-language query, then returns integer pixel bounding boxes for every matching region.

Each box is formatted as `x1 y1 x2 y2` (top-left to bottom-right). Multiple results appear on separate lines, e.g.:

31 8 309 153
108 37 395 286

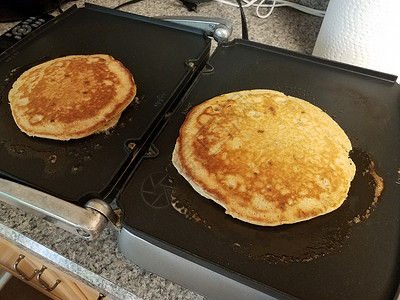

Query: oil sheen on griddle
168 149 383 264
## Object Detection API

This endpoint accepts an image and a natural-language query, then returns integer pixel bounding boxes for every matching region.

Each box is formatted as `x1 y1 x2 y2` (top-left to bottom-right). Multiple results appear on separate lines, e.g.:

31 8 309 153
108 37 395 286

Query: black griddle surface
0 4 210 203
119 40 400 300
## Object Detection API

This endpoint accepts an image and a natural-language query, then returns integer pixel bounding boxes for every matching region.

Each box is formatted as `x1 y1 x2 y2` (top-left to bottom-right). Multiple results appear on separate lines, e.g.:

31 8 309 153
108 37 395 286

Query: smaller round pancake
8 54 136 140
172 89 356 226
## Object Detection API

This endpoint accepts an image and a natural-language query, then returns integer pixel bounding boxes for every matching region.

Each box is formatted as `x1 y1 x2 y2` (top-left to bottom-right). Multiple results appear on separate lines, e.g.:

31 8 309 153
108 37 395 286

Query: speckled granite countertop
0 1 328 299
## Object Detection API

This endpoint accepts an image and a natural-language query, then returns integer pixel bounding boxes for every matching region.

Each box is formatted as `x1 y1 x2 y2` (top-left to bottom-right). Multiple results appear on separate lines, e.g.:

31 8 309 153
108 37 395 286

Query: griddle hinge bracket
202 63 214 74
85 199 121 230
185 58 201 71
159 16 232 43
0 177 109 240
144 144 159 158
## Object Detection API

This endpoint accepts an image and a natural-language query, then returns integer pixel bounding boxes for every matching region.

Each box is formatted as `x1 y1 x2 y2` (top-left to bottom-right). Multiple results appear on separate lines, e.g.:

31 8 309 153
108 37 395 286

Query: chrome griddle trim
118 227 278 300
0 177 112 240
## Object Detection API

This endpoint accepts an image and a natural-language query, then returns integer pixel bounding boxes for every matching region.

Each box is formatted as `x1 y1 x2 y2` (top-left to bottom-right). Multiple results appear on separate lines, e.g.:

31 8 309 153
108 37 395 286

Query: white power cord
214 0 325 18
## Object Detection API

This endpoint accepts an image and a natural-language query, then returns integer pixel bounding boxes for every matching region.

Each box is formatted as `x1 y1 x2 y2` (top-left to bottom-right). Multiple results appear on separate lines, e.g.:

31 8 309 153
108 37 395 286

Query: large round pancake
172 89 356 226
8 54 136 140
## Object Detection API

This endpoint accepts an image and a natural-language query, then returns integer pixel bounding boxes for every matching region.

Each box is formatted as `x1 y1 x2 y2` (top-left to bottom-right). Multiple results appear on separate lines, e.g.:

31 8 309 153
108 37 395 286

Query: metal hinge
158 16 233 43
0 177 119 240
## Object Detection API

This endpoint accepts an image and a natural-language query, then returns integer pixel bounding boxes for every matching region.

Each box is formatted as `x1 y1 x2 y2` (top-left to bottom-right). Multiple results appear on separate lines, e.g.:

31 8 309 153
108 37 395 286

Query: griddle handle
0 177 109 240
158 16 232 43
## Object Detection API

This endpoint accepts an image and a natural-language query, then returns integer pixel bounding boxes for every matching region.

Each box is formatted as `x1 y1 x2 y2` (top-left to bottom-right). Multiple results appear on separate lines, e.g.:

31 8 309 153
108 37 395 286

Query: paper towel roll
313 0 400 81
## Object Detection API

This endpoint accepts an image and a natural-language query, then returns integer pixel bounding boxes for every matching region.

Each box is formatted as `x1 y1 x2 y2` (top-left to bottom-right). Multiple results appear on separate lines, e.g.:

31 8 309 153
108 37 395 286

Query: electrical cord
113 0 248 41
114 0 198 11
56 0 146 13
57 0 74 13
58 1 64 14
179 0 199 11
235 0 249 39
214 0 325 18
254 0 276 18
114 0 145 10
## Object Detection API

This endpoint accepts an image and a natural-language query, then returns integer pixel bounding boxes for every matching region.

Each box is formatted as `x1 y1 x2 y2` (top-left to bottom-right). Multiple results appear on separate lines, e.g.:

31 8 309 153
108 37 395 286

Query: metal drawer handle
13 254 38 281
36 266 61 291
97 293 106 300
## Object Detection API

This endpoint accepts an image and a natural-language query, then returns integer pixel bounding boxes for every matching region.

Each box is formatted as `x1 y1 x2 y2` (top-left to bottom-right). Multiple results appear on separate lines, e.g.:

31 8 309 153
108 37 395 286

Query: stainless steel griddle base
118 228 277 300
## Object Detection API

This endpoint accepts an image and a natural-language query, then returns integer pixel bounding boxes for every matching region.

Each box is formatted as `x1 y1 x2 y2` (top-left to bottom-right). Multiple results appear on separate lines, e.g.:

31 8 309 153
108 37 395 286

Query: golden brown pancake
8 54 136 140
172 89 356 226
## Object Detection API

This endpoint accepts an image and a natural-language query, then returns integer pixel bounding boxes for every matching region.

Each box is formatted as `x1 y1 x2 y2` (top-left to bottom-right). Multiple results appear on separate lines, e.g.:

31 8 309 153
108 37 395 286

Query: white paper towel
312 0 400 81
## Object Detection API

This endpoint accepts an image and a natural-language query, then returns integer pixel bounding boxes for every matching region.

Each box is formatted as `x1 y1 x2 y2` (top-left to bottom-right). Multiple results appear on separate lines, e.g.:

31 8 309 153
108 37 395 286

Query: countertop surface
0 1 328 299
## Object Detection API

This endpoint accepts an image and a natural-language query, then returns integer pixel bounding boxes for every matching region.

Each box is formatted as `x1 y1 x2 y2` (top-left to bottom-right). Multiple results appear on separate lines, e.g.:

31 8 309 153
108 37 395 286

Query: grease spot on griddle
0 57 51 97
171 190 210 228
48 154 57 164
168 149 384 264
0 133 106 178
347 150 384 225
2 141 67 175
83 154 92 161
396 168 400 185
0 67 22 104
71 164 83 174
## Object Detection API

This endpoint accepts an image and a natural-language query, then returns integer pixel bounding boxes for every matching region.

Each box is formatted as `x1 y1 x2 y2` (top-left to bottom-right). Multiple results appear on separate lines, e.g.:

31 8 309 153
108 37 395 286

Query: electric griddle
0 4 399 300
